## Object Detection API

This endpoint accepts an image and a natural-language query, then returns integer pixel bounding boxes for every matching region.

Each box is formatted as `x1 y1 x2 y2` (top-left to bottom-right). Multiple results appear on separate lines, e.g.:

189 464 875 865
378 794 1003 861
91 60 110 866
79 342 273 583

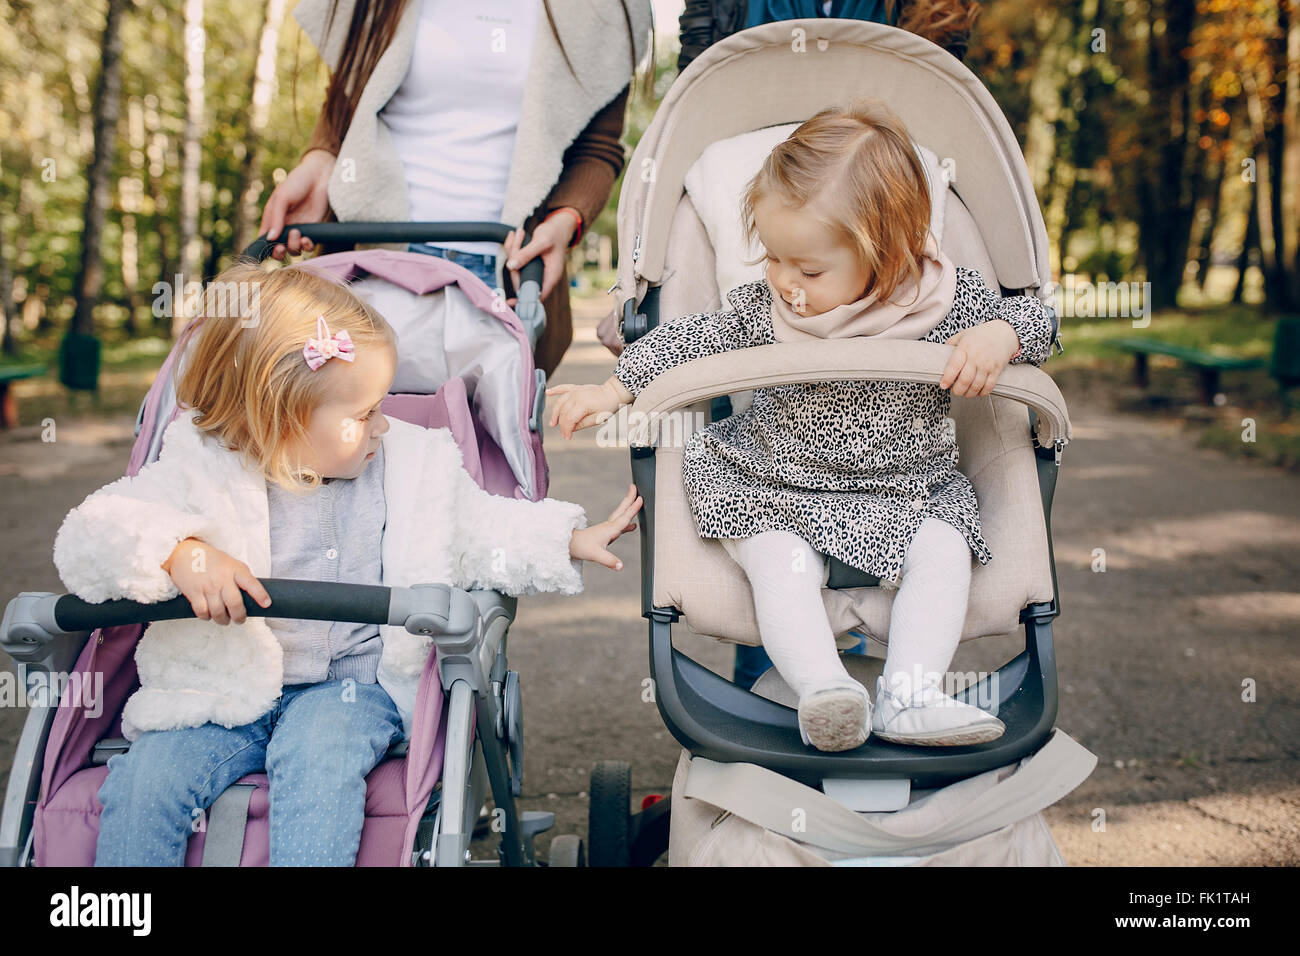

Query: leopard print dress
613 268 1056 584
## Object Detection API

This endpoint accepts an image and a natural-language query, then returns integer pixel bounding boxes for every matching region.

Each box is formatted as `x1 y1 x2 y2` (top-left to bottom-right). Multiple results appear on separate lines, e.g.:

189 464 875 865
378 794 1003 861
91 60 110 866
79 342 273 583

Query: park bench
1108 337 1264 404
0 364 47 429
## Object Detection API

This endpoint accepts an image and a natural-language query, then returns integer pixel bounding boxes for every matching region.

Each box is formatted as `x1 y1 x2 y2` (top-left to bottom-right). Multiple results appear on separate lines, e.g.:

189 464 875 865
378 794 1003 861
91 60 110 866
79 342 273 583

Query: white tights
721 518 972 701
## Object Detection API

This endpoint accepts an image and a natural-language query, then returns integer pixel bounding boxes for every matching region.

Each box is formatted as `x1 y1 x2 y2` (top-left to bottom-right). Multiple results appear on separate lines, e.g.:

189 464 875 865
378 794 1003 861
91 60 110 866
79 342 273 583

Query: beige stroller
585 19 1096 866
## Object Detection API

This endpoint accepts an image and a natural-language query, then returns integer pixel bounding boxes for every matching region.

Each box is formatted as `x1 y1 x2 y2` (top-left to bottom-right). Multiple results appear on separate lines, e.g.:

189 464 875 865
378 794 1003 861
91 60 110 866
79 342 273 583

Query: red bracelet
544 207 584 248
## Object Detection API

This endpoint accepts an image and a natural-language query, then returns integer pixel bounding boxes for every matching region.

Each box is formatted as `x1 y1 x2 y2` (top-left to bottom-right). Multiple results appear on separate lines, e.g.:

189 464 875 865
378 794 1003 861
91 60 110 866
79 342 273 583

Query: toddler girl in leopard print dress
549 100 1056 752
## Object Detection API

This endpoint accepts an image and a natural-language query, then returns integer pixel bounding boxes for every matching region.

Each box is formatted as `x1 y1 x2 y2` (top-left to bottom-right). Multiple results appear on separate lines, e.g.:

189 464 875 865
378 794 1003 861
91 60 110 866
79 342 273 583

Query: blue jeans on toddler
407 242 498 287
95 679 404 866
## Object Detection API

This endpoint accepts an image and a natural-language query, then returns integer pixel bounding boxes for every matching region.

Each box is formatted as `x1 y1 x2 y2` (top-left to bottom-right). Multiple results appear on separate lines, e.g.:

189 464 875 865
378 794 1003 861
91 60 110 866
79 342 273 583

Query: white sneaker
797 679 871 752
871 674 1005 747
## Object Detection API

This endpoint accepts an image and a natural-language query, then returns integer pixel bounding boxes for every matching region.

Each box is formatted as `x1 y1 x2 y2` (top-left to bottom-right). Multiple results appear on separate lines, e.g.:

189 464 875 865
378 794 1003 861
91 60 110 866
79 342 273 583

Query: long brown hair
309 0 650 161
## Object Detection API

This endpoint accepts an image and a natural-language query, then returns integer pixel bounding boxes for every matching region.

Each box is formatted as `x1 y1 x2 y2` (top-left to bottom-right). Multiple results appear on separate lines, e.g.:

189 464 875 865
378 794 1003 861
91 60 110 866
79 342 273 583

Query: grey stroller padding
347 276 537 499
665 733 1092 868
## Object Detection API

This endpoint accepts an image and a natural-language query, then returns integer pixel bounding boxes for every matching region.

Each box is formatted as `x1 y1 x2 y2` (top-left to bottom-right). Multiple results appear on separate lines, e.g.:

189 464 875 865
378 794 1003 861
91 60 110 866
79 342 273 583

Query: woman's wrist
544 206 584 248
300 147 337 166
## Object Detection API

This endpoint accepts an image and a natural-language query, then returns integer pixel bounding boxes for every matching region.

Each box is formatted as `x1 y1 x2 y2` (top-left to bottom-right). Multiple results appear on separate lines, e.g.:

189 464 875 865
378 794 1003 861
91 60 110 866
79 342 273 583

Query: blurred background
0 0 1296 464
1 0 1298 867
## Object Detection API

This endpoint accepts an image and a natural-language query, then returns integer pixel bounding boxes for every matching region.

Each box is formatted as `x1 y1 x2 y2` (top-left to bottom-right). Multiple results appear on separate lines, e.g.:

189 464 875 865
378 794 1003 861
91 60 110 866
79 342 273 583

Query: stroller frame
626 384 1063 791
1 581 550 866
1 222 565 867
589 19 1078 854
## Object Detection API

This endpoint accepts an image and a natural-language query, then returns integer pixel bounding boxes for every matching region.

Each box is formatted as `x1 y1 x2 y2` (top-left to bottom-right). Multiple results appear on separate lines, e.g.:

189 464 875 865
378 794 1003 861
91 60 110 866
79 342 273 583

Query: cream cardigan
292 0 652 229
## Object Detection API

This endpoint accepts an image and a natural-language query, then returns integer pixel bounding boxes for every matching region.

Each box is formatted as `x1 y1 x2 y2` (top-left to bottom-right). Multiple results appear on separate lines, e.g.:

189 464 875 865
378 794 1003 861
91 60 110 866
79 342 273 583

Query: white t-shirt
381 0 539 255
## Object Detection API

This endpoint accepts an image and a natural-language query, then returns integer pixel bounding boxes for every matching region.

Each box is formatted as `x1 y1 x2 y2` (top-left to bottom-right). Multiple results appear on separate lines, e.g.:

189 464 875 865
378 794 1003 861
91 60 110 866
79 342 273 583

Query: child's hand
161 537 272 625
546 376 633 439
568 484 643 570
941 319 1021 398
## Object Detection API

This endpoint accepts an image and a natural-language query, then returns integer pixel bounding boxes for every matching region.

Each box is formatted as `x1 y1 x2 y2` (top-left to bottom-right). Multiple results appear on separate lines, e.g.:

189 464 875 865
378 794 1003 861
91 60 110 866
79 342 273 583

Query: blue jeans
95 679 404 866
406 243 498 287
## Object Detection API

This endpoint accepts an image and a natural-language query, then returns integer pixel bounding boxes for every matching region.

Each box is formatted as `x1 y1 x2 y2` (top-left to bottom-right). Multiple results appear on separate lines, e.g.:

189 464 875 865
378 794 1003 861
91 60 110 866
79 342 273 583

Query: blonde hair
174 261 396 491
741 99 933 306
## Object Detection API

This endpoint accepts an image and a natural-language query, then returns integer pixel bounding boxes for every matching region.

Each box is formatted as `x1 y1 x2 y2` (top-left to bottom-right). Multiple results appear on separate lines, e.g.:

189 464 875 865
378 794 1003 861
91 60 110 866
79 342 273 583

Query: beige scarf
769 235 958 343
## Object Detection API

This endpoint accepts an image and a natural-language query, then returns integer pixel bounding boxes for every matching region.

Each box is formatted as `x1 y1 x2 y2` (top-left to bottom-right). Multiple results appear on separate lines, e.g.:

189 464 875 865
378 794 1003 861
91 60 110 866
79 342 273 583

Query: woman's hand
596 307 624 357
941 319 1021 398
257 149 336 261
546 375 633 439
502 209 580 303
569 484 643 570
162 538 272 625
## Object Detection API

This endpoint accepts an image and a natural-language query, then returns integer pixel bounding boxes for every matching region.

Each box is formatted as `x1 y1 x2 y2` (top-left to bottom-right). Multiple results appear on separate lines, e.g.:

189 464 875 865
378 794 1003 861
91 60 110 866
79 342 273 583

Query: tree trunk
1277 0 1299 309
1232 192 1260 304
1193 147 1226 292
232 0 290 256
0 189 16 357
1135 0 1201 311
176 0 205 336
69 0 129 338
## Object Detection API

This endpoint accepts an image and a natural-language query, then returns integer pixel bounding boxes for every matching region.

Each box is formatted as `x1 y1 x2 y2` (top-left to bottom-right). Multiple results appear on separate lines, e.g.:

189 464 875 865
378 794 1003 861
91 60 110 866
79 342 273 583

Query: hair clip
302 314 355 371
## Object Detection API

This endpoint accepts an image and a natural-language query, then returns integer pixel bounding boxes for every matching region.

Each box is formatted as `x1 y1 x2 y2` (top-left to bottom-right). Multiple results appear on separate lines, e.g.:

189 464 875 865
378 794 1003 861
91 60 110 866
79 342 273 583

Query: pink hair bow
302 315 355 371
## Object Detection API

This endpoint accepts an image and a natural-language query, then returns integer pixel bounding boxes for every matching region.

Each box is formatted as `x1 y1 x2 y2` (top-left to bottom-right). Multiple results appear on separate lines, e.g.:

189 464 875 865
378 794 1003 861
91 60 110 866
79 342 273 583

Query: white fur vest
52 409 587 740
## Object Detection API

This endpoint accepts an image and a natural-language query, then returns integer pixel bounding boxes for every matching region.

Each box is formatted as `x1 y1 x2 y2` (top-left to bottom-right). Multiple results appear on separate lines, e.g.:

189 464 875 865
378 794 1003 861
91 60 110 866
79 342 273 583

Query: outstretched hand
546 376 632 439
568 484 642 570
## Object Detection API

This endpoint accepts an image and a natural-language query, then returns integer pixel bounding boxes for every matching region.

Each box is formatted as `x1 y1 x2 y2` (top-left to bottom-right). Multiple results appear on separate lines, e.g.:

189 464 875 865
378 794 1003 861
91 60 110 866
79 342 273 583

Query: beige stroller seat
607 19 1073 799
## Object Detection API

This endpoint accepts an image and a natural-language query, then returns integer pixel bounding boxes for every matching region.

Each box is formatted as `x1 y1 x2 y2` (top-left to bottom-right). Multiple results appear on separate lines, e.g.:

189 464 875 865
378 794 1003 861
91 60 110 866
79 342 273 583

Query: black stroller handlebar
241 221 544 288
2 580 482 663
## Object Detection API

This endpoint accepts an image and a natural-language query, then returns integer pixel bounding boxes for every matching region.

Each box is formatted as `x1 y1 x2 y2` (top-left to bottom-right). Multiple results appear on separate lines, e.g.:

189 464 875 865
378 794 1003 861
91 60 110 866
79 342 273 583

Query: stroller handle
2 580 480 654
241 221 547 347
241 221 543 286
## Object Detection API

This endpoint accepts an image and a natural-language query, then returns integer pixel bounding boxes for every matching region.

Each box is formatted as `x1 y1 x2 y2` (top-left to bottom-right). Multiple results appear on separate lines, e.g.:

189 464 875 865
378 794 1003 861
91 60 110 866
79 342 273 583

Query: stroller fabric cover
31 250 551 867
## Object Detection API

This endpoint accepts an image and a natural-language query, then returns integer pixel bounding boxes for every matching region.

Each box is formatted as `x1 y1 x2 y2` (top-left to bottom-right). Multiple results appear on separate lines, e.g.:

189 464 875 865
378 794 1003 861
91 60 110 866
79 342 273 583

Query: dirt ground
1 298 1296 866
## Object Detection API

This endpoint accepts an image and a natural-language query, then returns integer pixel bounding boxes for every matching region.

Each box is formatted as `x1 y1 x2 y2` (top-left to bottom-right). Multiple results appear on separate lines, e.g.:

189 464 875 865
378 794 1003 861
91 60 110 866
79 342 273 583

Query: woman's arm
303 106 342 161
537 85 631 235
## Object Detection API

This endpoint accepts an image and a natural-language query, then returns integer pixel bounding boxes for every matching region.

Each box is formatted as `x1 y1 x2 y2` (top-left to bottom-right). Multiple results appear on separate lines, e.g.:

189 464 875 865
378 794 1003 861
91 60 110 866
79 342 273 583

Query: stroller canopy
616 18 1051 309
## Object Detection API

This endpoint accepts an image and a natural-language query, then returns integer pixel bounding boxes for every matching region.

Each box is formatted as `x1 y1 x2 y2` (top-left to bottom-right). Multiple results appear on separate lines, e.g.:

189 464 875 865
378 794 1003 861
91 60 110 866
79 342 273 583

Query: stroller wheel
588 760 632 867
548 834 586 867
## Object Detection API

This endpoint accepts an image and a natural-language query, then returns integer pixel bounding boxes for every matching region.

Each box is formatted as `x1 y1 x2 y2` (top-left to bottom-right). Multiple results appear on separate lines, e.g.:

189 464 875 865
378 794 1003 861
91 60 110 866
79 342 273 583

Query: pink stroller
0 223 580 867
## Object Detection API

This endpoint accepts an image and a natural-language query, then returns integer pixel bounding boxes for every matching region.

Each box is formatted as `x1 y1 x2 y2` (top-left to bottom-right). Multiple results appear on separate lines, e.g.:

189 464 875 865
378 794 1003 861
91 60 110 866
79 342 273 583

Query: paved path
1 300 1296 865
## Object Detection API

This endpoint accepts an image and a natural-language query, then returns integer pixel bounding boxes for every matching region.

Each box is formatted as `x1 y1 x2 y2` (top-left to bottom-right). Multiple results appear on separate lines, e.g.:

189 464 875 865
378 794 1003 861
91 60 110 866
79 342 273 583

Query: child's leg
264 679 404 866
95 721 269 866
722 530 850 696
873 517 1004 745
881 517 972 697
723 530 869 751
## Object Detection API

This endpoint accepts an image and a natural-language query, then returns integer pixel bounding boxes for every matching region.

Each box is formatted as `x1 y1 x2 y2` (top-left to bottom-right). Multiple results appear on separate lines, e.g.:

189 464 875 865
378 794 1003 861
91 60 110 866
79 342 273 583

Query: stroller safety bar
625 339 1072 451
242 222 546 349
2 580 480 654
